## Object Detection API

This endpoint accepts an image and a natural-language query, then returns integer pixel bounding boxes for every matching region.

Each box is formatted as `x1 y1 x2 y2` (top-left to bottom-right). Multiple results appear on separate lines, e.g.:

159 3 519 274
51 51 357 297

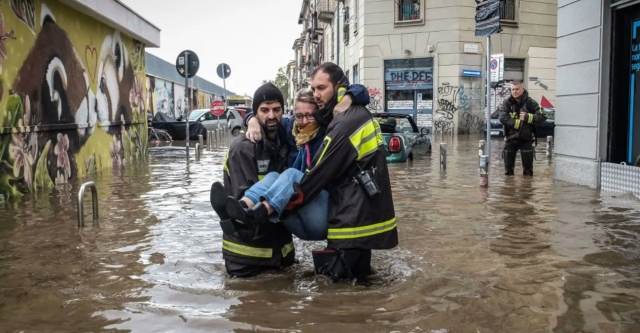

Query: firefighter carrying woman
210 62 398 281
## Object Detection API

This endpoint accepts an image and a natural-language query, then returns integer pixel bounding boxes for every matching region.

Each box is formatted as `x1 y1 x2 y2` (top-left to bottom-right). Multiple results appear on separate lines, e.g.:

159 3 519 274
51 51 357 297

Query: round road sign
490 59 498 70
210 100 225 116
217 63 231 79
176 50 200 78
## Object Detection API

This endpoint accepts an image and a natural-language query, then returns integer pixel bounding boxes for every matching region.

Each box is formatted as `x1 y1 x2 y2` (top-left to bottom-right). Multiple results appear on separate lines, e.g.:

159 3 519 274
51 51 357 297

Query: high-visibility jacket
498 90 547 141
222 131 294 267
297 104 398 250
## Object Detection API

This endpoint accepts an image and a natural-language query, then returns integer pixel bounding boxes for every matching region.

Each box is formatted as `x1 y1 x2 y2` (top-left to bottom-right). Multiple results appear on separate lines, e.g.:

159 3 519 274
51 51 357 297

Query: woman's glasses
294 114 315 121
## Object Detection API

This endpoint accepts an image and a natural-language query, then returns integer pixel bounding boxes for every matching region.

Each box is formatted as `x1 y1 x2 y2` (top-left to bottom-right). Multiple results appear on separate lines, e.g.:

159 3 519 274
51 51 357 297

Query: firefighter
210 83 294 278
498 80 547 176
286 62 398 281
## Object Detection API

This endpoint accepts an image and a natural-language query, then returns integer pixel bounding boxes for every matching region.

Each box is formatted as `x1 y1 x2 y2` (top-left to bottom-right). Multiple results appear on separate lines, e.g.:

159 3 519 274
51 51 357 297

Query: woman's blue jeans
243 168 328 240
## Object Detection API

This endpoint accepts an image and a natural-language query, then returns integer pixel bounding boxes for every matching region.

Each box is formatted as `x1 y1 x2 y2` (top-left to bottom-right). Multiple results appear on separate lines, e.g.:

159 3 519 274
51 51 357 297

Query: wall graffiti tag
367 87 382 111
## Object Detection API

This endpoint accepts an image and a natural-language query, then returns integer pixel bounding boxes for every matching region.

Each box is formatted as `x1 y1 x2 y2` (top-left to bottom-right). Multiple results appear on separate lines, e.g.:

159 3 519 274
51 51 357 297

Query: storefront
384 58 434 129
610 0 640 164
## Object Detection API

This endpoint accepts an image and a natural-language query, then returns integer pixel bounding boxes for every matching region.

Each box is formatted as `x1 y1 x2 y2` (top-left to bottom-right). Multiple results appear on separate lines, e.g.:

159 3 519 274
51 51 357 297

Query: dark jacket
294 104 398 250
245 84 371 167
498 90 547 140
222 128 294 267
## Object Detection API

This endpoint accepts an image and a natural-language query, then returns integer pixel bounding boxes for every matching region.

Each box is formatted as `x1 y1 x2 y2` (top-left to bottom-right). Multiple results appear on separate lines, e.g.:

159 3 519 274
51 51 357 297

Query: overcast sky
119 0 301 96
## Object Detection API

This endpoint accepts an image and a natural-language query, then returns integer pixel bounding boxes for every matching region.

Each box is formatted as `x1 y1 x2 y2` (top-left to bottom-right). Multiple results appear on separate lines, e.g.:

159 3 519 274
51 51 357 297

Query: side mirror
420 127 429 135
199 116 205 122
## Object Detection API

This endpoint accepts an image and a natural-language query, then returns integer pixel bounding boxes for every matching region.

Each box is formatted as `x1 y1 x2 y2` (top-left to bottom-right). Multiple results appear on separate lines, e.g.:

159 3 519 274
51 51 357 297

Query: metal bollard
479 154 489 188
440 143 446 172
546 136 553 159
208 131 212 151
198 134 204 151
77 181 98 228
195 143 200 160
479 140 486 163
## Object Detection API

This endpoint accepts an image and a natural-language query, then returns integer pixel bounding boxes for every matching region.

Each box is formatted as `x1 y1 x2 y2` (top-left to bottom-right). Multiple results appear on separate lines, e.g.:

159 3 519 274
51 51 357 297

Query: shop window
416 89 433 110
395 0 423 25
387 90 415 110
500 0 519 25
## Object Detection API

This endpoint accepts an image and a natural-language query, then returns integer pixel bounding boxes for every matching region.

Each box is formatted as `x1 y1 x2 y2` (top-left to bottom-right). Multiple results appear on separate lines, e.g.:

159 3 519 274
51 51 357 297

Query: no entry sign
210 100 225 116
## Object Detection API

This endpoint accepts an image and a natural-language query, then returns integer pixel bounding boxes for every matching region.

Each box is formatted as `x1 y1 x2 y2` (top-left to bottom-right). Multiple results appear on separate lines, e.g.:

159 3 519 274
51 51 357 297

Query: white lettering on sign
179 57 185 65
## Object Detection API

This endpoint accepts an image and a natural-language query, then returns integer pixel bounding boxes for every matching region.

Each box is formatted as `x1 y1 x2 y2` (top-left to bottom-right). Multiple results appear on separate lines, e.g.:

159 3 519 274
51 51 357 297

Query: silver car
189 108 244 136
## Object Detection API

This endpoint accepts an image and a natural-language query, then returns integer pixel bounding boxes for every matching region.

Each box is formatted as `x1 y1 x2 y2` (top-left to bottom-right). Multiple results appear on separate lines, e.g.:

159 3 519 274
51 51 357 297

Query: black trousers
503 139 534 176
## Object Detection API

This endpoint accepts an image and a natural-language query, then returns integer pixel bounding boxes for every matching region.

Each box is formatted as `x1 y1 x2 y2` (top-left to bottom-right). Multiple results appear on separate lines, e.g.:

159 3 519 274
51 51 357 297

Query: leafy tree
261 67 290 108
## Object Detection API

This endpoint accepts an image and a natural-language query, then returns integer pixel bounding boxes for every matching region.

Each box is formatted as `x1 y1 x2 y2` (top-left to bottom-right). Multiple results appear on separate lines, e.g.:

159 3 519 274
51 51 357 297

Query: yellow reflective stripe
514 119 521 129
349 120 381 160
223 149 230 175
281 242 294 257
222 239 272 258
315 136 332 165
327 217 397 240
528 114 533 123
372 119 383 146
258 174 265 180
509 112 517 119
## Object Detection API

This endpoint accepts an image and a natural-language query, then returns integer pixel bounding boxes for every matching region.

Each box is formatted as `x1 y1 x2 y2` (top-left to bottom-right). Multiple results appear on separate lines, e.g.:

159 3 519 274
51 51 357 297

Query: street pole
185 52 190 158
484 36 492 187
222 69 227 131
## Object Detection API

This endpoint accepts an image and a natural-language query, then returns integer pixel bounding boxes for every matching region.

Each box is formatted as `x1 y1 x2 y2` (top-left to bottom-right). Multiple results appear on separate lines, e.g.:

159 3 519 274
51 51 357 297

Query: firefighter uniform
294 104 398 252
498 90 547 176
221 131 294 277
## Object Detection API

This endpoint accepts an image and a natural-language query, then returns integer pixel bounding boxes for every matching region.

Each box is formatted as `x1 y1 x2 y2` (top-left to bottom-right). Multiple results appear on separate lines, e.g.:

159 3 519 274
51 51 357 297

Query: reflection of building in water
556 0 640 195
287 0 557 135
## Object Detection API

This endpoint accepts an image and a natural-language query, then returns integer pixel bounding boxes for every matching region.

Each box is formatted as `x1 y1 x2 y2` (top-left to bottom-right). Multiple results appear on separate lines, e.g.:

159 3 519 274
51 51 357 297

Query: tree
261 66 290 108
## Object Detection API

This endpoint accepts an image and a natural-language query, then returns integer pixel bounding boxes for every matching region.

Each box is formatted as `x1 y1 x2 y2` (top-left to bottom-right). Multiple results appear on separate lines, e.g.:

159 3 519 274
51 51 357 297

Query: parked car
189 108 244 136
485 108 555 138
371 113 431 163
229 106 251 119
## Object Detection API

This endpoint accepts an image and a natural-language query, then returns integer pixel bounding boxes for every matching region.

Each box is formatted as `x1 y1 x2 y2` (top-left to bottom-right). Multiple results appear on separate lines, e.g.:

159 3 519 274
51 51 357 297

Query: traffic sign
210 100 225 116
462 69 482 78
217 63 231 79
176 50 200 78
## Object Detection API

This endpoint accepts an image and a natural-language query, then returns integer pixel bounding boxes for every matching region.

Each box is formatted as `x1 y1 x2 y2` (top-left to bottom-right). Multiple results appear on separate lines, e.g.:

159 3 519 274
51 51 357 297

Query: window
387 90 415 110
395 0 422 24
343 6 350 45
345 70 350 82
352 0 358 35
500 0 518 23
353 64 359 84
503 58 525 81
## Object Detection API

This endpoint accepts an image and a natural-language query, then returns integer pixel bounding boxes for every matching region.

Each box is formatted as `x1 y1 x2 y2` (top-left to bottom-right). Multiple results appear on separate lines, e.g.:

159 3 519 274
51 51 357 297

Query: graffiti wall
0 0 148 201
367 87 383 112
154 78 174 117
434 82 485 134
173 84 185 118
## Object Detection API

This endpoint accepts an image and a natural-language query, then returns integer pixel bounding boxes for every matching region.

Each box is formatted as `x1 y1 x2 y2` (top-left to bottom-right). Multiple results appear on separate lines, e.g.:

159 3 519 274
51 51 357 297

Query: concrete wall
0 0 150 201
554 0 607 187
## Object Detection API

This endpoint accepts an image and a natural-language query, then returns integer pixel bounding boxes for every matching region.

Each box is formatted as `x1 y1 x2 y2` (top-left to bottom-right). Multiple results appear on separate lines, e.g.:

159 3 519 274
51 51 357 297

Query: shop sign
385 68 433 82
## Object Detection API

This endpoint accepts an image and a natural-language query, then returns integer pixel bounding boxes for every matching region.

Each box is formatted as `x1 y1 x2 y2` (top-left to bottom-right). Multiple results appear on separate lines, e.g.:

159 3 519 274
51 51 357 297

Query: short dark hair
511 80 523 86
311 62 350 88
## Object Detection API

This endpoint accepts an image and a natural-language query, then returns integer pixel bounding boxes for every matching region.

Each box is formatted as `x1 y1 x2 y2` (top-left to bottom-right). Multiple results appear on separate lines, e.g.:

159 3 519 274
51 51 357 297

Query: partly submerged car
371 113 431 163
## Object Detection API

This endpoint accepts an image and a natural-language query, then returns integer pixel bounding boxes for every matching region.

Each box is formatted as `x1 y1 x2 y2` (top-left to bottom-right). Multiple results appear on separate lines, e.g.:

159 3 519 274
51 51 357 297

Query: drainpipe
336 1 339 65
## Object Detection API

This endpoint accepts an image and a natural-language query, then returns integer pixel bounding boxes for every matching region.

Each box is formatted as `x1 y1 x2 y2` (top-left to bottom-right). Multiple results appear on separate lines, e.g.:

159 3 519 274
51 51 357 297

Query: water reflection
0 137 638 332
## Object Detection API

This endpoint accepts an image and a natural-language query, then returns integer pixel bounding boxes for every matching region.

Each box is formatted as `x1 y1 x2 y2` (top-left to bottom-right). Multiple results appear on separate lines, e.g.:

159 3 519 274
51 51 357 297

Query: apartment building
290 0 557 134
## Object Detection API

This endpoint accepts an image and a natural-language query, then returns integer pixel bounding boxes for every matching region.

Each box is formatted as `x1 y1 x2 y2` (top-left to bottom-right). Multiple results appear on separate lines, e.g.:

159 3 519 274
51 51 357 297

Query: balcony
317 0 336 23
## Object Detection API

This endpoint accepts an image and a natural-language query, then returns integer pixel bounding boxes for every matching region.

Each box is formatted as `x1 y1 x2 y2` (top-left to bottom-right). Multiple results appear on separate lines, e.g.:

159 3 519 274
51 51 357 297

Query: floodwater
1 135 639 333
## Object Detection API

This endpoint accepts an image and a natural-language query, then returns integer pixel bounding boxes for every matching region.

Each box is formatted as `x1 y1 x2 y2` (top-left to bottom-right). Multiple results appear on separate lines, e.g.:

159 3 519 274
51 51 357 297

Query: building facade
555 0 640 194
0 0 159 201
291 0 557 134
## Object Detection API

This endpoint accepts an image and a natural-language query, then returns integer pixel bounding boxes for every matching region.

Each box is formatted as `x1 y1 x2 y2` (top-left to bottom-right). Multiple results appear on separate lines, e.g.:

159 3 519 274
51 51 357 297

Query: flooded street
1 135 639 333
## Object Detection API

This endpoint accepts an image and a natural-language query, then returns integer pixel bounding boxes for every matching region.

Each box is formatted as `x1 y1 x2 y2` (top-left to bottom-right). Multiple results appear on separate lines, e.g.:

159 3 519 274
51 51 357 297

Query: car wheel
231 127 241 136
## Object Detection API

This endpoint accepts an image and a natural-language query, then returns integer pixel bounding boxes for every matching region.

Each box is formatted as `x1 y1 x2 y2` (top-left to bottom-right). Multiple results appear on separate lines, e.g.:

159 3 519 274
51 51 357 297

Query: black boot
226 199 269 242
211 182 237 235
503 149 516 176
521 150 534 176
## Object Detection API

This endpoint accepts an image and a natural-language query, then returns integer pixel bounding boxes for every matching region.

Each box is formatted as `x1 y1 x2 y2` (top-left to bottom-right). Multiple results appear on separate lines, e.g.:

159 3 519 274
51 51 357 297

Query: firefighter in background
498 80 547 176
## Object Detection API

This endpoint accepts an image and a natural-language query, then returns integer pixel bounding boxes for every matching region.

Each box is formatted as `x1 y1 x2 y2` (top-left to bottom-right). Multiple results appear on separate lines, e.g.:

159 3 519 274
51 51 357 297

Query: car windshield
188 110 207 121
373 116 415 133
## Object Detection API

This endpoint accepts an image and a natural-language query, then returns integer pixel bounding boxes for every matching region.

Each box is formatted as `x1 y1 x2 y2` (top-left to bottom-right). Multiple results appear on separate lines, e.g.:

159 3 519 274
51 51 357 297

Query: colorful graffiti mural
154 78 173 117
0 0 148 201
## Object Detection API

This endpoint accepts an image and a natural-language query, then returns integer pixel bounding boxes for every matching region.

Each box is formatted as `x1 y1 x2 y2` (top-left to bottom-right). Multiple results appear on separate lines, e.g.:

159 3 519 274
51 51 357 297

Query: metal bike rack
77 181 99 228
